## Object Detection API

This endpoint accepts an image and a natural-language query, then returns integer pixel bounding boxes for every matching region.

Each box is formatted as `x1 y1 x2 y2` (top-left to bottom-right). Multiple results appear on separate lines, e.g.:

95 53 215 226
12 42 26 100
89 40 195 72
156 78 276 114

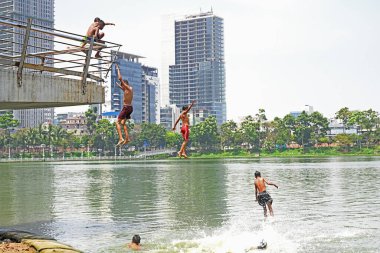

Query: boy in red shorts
172 101 195 158
115 64 133 146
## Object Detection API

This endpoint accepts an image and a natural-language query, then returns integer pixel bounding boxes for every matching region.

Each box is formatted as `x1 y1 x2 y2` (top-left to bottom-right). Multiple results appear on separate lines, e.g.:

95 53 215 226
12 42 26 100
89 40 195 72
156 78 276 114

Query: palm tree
52 126 65 146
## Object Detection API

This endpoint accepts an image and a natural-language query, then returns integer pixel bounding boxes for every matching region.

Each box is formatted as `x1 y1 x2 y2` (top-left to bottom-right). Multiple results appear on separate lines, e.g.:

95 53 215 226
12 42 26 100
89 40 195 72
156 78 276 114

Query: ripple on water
0 158 379 252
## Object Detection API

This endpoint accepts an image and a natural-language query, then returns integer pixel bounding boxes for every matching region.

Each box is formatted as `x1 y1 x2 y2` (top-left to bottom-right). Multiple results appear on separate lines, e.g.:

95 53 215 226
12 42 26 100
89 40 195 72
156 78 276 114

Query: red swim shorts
118 105 133 120
181 124 190 141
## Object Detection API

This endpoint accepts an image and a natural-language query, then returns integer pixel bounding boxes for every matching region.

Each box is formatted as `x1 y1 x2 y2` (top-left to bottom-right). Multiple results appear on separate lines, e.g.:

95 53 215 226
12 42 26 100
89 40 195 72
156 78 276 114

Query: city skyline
52 0 380 121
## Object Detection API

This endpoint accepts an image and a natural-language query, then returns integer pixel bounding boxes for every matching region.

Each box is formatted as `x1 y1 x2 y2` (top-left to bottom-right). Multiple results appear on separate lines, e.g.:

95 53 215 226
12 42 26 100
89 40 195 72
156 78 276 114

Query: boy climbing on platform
115 63 133 146
172 100 195 158
254 171 278 217
81 17 115 58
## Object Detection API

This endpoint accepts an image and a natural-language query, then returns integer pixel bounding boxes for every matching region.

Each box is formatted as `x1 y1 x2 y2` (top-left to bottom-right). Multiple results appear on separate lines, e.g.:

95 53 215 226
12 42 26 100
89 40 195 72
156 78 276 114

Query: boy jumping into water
254 171 278 217
172 100 195 158
81 17 115 58
115 64 133 146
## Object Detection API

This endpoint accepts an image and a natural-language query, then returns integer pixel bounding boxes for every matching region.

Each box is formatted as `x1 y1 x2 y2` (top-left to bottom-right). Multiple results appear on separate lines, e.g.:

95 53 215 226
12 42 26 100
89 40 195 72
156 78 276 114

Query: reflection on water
0 157 379 252
0 163 54 227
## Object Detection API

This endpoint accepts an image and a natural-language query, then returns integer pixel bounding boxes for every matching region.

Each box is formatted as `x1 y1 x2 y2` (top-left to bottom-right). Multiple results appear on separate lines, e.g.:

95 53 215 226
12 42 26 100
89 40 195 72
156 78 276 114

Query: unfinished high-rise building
169 11 226 124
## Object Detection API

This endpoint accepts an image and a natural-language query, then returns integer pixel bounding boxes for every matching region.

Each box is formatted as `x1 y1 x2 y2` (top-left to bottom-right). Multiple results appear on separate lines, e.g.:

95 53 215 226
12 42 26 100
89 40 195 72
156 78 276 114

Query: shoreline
0 153 379 163
189 153 380 159
0 230 81 253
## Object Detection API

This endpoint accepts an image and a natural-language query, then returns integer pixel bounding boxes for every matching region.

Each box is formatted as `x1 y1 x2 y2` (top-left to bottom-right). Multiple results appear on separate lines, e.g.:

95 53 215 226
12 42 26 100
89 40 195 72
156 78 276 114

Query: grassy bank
186 147 380 159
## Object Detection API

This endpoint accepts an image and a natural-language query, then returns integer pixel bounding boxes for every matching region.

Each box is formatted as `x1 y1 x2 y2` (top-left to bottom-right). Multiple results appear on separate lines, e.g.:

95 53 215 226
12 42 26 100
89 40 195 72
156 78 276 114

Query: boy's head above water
132 234 141 245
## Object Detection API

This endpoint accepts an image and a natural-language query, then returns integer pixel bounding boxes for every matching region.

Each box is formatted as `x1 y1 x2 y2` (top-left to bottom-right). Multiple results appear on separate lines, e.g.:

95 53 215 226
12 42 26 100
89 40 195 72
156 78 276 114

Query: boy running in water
254 171 278 217
81 17 115 58
172 101 195 158
115 64 133 146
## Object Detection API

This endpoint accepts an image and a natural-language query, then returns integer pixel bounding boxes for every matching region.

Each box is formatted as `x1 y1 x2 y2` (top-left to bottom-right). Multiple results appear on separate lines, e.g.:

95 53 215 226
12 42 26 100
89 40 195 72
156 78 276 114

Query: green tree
282 114 297 138
239 115 259 150
335 107 351 133
294 111 312 146
192 116 219 150
165 131 182 149
52 125 67 146
261 120 276 152
37 123 49 145
309 111 330 146
0 112 19 129
61 131 74 156
348 109 379 148
12 128 29 149
220 120 239 149
362 109 379 147
272 117 292 146
72 136 83 149
47 123 54 146
93 119 117 152
27 128 40 146
0 112 19 150
85 108 98 136
334 134 355 152
255 108 267 151
135 123 167 149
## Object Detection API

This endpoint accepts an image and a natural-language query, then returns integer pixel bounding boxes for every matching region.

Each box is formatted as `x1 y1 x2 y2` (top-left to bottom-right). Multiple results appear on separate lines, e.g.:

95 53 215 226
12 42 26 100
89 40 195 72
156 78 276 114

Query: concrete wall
0 69 104 109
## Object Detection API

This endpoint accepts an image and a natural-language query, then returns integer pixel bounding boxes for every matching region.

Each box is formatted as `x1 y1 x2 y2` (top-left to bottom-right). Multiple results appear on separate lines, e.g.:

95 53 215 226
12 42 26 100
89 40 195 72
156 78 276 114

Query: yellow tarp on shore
22 239 81 253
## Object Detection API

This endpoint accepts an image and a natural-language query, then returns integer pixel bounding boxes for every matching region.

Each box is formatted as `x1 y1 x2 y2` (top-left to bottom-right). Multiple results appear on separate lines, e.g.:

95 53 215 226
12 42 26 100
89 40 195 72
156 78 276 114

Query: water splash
104 221 297 253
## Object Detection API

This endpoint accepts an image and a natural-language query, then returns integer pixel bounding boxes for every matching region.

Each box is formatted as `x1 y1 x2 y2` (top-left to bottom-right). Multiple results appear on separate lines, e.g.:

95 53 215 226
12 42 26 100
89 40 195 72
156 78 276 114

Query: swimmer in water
245 240 267 252
127 234 141 251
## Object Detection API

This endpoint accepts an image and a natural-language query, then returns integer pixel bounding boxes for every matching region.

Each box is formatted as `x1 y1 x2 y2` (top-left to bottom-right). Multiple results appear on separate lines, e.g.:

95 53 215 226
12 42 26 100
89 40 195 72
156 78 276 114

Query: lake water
0 157 379 253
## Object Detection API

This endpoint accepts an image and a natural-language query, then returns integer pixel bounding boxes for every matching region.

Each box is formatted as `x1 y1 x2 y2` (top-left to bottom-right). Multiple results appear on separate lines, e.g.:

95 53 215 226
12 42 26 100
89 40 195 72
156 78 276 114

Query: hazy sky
55 0 380 121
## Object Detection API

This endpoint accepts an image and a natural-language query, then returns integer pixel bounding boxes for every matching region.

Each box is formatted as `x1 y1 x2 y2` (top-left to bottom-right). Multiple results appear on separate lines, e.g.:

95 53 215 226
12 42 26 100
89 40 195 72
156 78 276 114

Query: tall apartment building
169 11 226 125
0 0 55 128
110 51 159 124
142 66 160 124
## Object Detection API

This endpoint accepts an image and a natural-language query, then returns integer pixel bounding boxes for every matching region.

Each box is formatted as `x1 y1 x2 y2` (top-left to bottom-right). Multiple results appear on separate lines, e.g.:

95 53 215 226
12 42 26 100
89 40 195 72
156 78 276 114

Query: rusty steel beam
17 18 32 87
81 36 95 95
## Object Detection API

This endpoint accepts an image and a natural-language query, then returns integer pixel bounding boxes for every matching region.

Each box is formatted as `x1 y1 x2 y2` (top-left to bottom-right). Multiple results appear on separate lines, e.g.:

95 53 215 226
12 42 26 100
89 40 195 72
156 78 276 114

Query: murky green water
0 157 379 252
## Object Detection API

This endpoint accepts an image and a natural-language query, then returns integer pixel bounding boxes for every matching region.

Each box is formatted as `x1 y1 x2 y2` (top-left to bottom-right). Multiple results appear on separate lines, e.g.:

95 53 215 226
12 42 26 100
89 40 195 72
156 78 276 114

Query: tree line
199 107 379 152
0 107 379 158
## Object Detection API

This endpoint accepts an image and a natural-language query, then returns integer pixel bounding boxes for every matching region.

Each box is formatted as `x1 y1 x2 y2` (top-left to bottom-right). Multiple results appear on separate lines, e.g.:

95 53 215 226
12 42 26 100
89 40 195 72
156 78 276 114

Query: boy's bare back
254 178 267 193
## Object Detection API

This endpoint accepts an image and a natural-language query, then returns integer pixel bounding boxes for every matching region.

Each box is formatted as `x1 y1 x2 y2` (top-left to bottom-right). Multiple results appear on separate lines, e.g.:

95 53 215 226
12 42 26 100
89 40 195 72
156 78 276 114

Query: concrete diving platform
0 16 122 110
0 69 104 110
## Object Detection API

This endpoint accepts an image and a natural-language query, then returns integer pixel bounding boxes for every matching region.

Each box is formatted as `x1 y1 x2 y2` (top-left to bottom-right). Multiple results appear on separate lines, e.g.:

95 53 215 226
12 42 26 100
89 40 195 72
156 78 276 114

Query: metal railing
0 16 122 94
